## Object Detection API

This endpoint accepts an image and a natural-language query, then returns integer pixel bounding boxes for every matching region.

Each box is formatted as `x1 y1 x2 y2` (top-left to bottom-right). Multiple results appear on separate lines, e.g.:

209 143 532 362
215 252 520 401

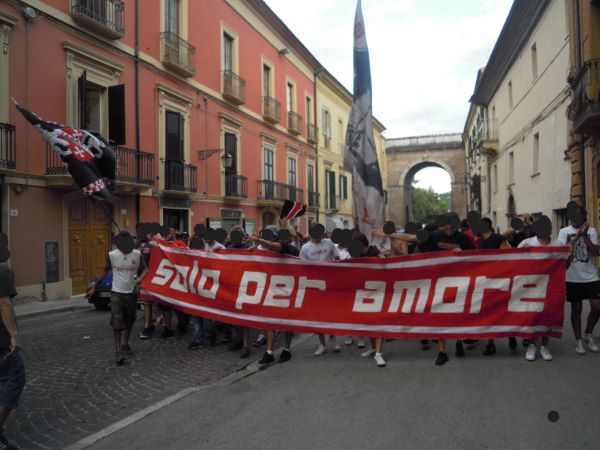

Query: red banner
139 243 568 339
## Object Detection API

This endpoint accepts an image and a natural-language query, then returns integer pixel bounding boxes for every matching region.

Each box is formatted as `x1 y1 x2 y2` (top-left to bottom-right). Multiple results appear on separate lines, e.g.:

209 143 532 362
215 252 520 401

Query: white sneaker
344 337 353 346
361 347 375 358
374 353 386 367
575 339 587 355
313 344 327 356
330 337 341 352
525 345 536 361
357 339 366 349
539 346 553 361
586 334 599 352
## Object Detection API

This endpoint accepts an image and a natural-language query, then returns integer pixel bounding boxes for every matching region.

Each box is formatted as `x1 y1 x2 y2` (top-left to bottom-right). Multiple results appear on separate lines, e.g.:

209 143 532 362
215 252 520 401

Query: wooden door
68 199 112 294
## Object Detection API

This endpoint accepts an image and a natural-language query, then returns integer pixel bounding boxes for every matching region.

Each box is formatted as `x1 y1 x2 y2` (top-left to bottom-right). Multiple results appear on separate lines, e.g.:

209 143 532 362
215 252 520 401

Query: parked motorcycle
85 271 113 310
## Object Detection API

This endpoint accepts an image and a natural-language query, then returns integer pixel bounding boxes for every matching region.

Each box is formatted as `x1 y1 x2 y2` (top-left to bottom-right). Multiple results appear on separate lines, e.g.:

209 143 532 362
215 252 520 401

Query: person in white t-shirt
299 224 340 356
518 216 562 362
557 207 600 355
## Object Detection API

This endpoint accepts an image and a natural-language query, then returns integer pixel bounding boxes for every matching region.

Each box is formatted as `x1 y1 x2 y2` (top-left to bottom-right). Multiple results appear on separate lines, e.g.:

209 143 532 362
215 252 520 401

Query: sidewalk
14 296 92 319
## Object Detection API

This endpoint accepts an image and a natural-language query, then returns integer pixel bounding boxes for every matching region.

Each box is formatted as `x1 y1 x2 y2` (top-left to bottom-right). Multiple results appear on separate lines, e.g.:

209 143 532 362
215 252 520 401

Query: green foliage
411 187 450 224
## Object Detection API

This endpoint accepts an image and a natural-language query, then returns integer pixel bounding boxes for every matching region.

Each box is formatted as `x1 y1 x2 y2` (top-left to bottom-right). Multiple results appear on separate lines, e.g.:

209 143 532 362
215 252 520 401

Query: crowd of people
93 203 600 369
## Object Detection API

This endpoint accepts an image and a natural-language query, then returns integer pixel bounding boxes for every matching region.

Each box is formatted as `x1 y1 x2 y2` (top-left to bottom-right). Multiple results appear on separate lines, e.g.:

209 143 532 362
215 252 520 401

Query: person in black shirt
0 234 25 450
476 218 516 355
416 215 475 366
256 229 300 364
504 213 535 247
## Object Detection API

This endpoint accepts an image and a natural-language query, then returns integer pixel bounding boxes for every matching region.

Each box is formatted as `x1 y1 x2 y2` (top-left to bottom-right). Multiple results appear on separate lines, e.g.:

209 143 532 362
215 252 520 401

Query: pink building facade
0 0 322 298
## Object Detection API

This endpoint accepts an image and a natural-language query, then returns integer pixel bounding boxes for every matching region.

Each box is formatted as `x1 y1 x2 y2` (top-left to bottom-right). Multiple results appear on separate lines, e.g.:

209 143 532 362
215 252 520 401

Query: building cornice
470 0 550 106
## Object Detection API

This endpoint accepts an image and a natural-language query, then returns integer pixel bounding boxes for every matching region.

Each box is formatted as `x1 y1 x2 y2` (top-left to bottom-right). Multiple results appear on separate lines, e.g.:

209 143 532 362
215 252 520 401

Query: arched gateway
385 134 467 227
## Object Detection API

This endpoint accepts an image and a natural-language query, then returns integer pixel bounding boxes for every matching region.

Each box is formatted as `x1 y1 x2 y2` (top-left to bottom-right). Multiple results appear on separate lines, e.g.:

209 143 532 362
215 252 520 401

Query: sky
264 0 513 192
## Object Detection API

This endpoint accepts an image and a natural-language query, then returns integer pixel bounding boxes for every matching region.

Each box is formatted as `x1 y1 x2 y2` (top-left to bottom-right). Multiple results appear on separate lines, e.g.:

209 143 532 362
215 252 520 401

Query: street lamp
197 149 234 195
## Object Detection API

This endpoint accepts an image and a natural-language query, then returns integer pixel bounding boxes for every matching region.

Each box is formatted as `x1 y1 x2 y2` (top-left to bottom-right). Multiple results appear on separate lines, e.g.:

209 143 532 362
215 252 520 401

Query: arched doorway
401 161 453 225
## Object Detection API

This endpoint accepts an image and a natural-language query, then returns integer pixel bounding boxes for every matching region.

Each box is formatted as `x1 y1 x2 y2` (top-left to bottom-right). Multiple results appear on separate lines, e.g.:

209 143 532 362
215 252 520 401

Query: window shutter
322 109 326 136
108 84 126 145
78 71 87 129
166 111 183 160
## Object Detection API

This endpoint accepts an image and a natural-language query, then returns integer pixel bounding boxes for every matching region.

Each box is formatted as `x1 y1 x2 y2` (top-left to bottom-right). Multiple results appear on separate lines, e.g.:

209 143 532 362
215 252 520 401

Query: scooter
86 271 113 310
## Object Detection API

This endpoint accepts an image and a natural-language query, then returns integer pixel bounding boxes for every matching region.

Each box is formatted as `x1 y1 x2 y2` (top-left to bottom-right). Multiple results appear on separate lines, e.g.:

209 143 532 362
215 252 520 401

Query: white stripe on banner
158 244 568 270
141 289 563 335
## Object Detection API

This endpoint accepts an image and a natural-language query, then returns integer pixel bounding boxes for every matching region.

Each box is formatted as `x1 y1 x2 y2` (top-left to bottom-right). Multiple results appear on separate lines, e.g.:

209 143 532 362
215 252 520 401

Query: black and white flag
343 0 384 241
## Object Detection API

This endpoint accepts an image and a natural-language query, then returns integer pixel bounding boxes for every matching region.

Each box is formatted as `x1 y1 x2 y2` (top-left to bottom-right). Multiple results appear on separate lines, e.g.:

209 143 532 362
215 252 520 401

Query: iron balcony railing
164 159 197 192
222 70 246 105
567 59 600 134
225 174 248 198
71 0 125 38
0 123 16 170
256 180 302 202
46 144 155 186
161 31 196 77
263 96 281 124
287 111 302 135
307 123 318 144
307 191 320 208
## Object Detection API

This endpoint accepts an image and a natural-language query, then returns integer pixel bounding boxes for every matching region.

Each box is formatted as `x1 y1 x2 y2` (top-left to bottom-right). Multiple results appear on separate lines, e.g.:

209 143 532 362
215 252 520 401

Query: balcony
263 96 281 124
161 32 196 77
71 0 124 39
567 59 600 135
0 123 16 171
472 118 498 157
164 160 197 193
222 71 246 105
224 174 248 199
256 180 302 206
287 111 302 135
307 191 320 210
307 123 318 144
46 145 155 192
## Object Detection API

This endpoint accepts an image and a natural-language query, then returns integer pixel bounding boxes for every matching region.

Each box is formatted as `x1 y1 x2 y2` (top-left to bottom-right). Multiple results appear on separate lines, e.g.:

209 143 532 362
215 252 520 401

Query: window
508 80 514 109
509 151 514 184
287 83 294 113
223 33 234 72
306 97 312 124
338 119 344 152
264 148 274 181
224 132 237 175
531 43 538 80
307 163 314 191
533 133 540 175
80 80 104 133
262 64 271 97
339 175 348 200
322 108 331 148
288 157 297 187
493 164 498 193
165 0 180 35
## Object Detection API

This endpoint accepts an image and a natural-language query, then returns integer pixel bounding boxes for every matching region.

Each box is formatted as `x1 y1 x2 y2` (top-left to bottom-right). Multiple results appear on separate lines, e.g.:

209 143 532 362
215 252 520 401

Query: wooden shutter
224 132 237 175
78 71 87 129
166 111 183 161
108 84 126 145
327 170 336 208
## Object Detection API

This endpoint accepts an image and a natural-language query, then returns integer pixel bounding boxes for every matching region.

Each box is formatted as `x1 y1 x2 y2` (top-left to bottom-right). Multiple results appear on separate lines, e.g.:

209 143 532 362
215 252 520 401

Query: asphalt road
89 313 600 450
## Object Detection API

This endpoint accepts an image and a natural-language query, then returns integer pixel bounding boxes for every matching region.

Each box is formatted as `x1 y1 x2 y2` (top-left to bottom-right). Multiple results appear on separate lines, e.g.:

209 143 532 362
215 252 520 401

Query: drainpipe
134 0 141 227
314 69 320 224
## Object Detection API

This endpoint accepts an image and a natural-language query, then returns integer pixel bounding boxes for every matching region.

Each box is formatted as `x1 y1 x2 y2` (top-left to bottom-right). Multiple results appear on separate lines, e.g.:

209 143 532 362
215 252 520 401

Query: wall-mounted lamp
278 48 290 56
198 149 234 169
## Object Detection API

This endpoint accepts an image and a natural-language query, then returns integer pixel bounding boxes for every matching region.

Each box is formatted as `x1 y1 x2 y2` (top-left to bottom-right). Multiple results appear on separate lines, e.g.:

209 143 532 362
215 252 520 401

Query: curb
65 333 313 450
16 305 93 320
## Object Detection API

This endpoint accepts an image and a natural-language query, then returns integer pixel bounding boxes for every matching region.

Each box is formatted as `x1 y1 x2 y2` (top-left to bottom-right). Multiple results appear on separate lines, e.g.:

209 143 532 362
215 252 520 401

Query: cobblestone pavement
6 307 261 450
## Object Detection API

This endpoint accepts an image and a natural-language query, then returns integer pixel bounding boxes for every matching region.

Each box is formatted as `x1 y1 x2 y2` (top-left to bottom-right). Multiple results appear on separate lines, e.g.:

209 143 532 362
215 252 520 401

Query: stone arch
385 134 467 227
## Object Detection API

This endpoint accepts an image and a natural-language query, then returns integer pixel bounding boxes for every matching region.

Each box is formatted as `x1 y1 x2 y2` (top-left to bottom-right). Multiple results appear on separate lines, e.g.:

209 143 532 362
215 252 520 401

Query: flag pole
98 201 122 232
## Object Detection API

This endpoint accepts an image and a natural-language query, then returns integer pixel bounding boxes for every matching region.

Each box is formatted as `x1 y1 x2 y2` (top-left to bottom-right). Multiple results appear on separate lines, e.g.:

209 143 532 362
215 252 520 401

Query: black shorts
565 281 600 302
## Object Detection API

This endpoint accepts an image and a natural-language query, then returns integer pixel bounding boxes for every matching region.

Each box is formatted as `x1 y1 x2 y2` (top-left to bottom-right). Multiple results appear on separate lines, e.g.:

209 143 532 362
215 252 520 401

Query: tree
411 187 450 224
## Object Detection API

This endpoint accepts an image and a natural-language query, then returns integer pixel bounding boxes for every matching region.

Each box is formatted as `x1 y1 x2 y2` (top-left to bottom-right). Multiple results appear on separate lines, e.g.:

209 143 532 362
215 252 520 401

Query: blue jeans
192 317 204 344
